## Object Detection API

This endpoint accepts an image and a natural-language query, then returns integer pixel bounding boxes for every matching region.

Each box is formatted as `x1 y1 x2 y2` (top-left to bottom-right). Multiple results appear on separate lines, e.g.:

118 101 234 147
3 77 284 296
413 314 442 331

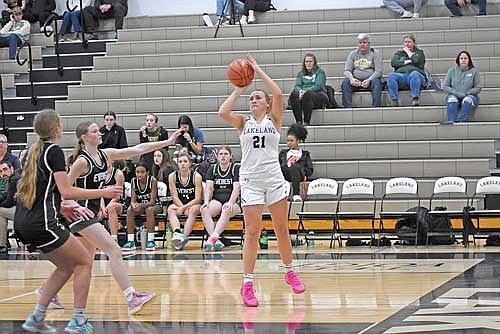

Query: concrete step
0 59 28 74
56 88 500 114
55 104 500 129
120 5 500 30
35 130 493 161
91 56 500 78
108 29 500 56
72 71 500 100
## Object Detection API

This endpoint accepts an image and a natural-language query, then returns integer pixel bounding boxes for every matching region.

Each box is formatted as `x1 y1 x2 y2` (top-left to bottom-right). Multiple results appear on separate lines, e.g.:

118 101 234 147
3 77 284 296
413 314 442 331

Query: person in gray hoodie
442 50 481 123
341 33 382 108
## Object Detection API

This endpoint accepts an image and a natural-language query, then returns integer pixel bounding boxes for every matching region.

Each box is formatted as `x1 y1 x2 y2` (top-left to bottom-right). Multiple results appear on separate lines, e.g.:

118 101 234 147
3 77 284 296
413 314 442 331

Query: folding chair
335 178 376 247
379 177 420 246
427 176 467 247
295 178 338 247
469 176 500 245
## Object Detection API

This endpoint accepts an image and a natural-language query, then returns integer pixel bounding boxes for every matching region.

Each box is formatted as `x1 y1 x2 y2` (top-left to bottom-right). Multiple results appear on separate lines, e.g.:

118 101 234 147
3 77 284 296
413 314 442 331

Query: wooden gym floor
0 241 499 334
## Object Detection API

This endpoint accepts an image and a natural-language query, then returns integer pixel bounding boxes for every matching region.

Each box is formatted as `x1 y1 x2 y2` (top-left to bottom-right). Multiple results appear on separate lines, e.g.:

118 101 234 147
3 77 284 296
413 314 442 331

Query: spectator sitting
152 149 176 196
168 149 203 251
22 0 55 32
1 0 23 27
175 115 205 163
216 0 244 25
288 53 328 125
445 0 486 16
121 162 163 251
99 159 126 243
387 33 426 107
383 0 428 18
341 33 382 108
81 0 127 40
0 134 20 170
201 145 241 252
139 113 169 168
0 160 19 250
99 111 128 149
443 50 481 123
278 124 313 202
58 0 92 41
0 6 29 59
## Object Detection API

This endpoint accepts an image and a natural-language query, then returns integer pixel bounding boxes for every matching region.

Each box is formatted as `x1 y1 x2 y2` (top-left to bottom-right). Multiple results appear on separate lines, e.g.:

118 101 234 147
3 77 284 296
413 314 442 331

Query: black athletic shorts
15 220 70 253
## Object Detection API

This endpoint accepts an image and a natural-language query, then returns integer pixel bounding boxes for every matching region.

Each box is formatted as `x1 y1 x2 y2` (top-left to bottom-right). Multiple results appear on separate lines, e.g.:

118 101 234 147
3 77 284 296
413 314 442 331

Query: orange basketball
227 59 254 87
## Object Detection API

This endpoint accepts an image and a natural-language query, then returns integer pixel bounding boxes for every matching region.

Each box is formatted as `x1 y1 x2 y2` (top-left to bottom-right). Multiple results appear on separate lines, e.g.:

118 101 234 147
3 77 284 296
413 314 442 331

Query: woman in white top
219 55 305 307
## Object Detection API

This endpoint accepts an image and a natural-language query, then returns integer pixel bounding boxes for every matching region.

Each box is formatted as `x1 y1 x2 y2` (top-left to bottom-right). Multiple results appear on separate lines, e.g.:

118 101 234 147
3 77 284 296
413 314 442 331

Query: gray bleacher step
56 88 500 114
56 104 500 128
53 118 500 144
91 56 500 78
33 130 493 161
108 29 500 56
121 5 500 30
0 59 29 74
0 74 15 89
0 45 42 61
73 71 500 99
120 15 500 42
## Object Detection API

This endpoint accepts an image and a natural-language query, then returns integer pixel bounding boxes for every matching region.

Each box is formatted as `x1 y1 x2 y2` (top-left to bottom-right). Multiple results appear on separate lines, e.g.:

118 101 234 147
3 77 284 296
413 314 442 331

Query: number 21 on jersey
252 135 266 148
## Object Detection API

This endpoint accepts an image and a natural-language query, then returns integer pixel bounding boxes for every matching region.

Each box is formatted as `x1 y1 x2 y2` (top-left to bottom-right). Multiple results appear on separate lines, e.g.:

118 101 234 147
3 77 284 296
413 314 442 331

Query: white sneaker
41 25 53 33
292 195 302 202
401 10 413 18
240 15 248 24
171 232 184 250
248 14 256 24
412 12 420 18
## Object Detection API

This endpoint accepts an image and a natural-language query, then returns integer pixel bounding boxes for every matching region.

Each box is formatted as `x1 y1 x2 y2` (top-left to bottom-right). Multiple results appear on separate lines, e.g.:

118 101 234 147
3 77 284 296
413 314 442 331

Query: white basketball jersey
240 116 282 177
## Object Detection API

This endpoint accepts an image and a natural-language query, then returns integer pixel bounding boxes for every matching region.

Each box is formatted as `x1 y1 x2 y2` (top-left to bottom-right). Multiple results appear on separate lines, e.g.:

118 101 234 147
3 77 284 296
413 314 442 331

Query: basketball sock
124 286 136 301
284 263 294 272
32 304 47 321
148 232 155 242
243 273 254 283
127 234 134 242
72 308 87 325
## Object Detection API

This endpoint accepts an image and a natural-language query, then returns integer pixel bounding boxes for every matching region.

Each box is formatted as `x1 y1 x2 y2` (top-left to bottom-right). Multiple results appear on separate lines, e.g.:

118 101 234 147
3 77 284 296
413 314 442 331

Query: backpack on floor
428 207 455 245
395 206 429 245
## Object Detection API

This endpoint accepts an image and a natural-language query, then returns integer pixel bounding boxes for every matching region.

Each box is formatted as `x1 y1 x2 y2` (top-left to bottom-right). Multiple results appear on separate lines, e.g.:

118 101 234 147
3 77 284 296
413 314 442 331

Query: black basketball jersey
175 170 197 205
103 167 123 206
132 174 155 204
15 143 67 228
206 162 240 203
76 148 108 214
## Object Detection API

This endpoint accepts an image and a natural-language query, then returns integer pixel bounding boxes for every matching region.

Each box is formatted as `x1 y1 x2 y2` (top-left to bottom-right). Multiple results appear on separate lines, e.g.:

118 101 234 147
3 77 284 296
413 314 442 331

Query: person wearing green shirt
288 53 329 125
387 34 426 107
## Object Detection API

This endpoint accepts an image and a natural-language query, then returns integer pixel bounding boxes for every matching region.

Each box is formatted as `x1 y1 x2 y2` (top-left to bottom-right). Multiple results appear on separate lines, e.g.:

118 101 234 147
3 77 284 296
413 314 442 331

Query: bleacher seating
9 3 500 245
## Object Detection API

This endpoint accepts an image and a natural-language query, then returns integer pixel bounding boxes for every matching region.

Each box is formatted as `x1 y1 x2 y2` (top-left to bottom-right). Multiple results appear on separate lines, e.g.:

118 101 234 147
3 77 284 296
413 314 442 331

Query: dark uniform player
201 145 241 251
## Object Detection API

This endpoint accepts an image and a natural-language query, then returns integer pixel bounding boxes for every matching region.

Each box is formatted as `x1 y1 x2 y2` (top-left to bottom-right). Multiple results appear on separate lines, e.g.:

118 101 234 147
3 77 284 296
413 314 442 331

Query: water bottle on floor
307 231 315 248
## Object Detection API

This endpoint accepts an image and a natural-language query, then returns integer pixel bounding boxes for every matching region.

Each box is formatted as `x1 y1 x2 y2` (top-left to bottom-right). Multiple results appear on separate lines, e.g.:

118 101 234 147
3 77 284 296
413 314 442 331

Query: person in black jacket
0 160 20 249
139 113 169 168
278 123 313 201
99 111 128 149
81 0 127 39
22 0 55 32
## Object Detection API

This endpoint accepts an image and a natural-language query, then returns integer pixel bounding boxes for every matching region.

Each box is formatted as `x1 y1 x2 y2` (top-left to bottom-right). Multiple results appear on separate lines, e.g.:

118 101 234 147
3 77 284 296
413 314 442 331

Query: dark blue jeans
445 0 487 16
60 10 82 35
446 94 480 122
0 34 22 60
387 71 425 101
341 77 382 108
